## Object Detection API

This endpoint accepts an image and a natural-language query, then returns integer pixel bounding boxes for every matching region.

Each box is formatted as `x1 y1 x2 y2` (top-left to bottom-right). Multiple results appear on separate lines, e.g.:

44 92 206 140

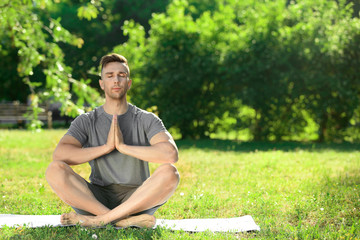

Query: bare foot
60 212 106 227
114 214 156 228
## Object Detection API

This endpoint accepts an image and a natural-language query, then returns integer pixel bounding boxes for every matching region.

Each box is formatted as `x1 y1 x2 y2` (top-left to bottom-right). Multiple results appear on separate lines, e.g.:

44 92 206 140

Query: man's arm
53 116 117 165
117 131 179 164
113 115 178 163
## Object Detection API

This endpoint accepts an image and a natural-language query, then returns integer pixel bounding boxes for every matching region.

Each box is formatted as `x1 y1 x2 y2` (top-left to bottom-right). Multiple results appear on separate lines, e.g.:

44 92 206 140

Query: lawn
0 130 359 239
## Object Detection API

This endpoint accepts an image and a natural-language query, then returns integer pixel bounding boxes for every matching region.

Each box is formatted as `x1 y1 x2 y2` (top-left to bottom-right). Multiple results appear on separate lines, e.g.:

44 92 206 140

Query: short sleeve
142 112 167 141
65 114 89 146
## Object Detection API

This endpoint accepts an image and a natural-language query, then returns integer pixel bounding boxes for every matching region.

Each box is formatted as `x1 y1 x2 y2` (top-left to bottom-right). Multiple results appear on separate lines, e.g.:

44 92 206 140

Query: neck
103 97 129 115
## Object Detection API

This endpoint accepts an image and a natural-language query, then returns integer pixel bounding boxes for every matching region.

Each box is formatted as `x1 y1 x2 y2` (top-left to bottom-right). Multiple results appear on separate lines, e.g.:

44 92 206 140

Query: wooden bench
0 102 53 128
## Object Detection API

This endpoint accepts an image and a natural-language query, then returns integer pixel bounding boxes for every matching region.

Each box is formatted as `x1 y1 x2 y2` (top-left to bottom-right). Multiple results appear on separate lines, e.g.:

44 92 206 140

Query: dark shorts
72 181 163 216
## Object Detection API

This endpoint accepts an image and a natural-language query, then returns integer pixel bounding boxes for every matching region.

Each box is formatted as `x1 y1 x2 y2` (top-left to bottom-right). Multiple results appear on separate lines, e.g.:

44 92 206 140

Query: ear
99 79 104 90
127 79 132 90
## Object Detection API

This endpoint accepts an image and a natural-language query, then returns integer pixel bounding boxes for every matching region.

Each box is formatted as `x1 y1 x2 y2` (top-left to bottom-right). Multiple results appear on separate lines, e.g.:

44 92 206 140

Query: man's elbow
52 150 72 165
168 148 179 164
52 150 62 162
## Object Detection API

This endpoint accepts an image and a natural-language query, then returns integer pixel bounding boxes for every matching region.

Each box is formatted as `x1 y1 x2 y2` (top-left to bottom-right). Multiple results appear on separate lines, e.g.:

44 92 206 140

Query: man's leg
61 163 180 227
45 161 110 216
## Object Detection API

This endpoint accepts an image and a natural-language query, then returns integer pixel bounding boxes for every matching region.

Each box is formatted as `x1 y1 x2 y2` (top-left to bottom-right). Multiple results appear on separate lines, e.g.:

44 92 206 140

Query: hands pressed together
105 115 125 154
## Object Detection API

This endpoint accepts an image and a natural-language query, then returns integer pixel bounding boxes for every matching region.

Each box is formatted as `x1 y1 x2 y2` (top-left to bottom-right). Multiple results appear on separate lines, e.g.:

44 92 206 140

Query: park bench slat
0 103 52 128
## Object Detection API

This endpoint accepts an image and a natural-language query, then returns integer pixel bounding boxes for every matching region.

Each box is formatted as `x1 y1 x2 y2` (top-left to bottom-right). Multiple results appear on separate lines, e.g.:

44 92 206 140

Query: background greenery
1 0 359 142
0 130 359 239
1 2 359 239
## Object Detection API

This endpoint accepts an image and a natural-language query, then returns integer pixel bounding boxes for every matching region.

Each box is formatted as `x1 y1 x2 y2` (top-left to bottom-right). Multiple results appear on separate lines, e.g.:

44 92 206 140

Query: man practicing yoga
46 53 180 228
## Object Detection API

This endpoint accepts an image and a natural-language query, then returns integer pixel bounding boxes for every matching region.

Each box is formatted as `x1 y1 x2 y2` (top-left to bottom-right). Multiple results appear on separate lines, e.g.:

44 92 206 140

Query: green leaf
77 4 99 21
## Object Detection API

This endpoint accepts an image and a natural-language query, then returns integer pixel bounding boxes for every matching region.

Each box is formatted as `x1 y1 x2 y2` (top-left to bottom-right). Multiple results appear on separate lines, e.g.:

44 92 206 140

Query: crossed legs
45 161 180 227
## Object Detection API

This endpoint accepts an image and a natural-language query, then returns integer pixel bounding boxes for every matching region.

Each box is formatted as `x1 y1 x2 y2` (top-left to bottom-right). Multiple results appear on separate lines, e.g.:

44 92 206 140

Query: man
46 53 180 228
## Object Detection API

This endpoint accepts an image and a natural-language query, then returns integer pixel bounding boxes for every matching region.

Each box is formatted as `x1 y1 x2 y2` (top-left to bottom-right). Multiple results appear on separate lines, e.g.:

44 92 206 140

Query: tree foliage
0 0 103 129
0 0 359 141
115 0 360 141
116 0 232 138
46 0 170 90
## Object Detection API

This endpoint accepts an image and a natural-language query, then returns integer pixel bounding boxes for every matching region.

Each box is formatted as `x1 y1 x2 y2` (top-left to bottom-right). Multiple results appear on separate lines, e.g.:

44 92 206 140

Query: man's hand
104 115 126 154
114 115 126 152
105 115 117 153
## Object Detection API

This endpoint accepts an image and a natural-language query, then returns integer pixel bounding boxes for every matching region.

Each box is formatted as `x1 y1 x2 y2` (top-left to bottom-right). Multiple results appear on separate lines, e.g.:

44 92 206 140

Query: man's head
100 53 130 78
99 53 132 100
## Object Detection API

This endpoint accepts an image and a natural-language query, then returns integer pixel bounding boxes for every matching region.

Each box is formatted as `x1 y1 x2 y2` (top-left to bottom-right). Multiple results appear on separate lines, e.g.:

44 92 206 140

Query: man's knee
45 161 70 183
157 164 180 187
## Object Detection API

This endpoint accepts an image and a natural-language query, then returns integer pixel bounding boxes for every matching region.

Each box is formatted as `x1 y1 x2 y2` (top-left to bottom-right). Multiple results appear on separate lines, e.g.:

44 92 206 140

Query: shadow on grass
176 139 360 152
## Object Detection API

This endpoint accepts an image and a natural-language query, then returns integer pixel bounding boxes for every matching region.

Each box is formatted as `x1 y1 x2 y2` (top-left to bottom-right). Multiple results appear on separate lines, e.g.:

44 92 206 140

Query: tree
220 0 307 141
115 0 234 139
223 0 360 141
47 0 170 90
0 0 102 129
284 0 360 141
114 0 360 141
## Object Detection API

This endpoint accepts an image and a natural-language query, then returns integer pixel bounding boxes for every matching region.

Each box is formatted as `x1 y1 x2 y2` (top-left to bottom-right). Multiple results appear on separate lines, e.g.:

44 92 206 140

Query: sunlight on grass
0 130 359 239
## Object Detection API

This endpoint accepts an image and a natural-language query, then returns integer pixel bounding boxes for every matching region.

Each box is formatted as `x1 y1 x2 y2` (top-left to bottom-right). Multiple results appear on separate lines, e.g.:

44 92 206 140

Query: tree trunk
318 112 328 142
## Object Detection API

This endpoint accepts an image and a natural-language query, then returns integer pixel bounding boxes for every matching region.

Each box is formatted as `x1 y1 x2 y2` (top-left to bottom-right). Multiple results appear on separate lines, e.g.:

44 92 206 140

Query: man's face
99 62 132 100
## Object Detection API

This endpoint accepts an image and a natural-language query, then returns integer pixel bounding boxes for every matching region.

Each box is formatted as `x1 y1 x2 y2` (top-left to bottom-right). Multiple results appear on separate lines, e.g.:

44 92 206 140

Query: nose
114 76 121 84
115 76 126 82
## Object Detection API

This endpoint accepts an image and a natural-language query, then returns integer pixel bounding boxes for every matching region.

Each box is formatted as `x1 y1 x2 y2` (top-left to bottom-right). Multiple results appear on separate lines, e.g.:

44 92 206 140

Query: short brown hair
100 53 130 76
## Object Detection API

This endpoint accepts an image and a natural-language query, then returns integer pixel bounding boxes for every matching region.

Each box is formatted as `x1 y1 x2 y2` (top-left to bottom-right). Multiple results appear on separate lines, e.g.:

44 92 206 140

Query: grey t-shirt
65 103 167 187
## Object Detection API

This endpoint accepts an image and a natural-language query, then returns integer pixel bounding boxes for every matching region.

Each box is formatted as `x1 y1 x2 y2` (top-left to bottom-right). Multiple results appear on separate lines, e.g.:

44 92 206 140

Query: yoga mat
155 215 260 232
0 214 260 233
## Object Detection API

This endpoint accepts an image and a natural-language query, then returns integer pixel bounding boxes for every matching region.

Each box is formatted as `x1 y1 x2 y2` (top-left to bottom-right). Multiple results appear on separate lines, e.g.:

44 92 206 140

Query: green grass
0 130 359 239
